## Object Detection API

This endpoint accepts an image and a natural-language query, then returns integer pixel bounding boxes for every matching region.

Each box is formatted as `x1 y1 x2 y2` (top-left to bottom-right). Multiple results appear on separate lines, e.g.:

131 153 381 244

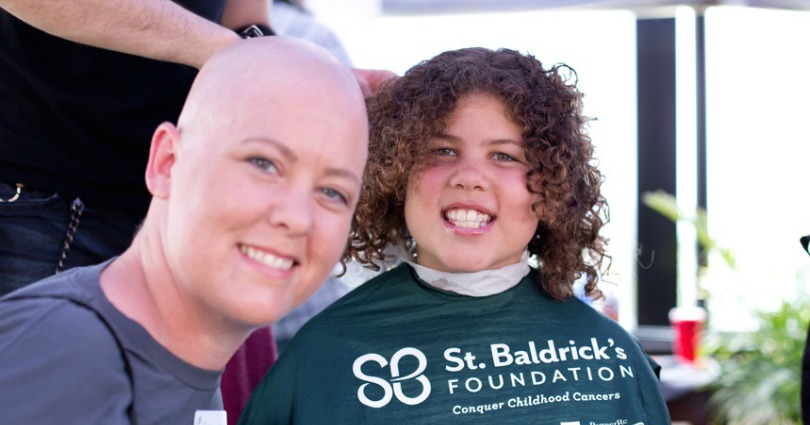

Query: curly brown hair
344 47 609 300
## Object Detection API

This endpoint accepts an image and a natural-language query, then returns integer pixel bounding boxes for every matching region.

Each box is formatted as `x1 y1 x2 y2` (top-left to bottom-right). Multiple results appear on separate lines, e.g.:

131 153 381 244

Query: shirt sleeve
645 352 662 379
0 297 132 424
640 353 672 423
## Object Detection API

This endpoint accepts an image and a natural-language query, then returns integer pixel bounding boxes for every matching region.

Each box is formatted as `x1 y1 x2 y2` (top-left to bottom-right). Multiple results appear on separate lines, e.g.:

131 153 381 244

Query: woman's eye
249 157 279 174
320 187 349 205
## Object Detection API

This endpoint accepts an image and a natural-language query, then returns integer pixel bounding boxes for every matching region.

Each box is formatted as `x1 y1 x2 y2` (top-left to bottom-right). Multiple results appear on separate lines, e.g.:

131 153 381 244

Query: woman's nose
267 187 313 235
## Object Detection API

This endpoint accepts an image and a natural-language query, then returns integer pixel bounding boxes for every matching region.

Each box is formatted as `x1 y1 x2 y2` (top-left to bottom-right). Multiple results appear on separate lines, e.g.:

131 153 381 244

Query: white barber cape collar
407 250 531 297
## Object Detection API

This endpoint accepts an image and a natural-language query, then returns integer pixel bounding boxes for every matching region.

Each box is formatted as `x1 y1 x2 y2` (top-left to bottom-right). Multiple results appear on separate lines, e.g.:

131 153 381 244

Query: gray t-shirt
0 261 223 424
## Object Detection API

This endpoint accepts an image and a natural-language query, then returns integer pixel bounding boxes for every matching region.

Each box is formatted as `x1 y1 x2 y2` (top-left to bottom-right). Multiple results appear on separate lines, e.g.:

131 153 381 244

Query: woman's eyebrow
323 167 362 186
241 137 298 162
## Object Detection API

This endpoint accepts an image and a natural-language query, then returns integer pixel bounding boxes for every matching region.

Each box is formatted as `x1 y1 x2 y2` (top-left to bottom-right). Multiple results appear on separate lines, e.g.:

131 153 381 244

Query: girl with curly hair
239 47 670 424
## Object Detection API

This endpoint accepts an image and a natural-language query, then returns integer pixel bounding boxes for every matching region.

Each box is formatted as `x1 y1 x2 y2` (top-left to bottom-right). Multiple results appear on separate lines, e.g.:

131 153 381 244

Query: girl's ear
145 122 180 199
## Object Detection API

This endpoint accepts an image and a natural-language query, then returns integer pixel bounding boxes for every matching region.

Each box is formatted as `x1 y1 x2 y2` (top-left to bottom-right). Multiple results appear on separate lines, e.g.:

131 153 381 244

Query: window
701 6 810 331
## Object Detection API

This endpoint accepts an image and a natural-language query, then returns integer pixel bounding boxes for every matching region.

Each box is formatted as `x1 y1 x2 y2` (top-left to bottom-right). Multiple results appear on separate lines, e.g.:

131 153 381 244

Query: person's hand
351 68 398 98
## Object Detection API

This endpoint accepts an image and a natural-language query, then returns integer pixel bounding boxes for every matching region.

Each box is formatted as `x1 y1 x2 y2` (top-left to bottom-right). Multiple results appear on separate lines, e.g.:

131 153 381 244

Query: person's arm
221 0 270 31
0 0 242 69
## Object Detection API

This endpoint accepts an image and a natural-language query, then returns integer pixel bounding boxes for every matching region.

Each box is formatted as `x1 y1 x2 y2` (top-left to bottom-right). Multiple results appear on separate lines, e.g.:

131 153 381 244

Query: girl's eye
433 147 456 156
320 187 349 205
493 152 517 162
249 157 279 174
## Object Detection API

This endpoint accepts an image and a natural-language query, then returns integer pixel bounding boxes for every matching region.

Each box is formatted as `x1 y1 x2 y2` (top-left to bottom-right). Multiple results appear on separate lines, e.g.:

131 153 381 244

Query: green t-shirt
240 264 670 424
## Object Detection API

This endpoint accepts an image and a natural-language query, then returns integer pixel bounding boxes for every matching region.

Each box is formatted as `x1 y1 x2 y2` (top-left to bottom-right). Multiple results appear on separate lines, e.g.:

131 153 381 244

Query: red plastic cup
668 306 706 364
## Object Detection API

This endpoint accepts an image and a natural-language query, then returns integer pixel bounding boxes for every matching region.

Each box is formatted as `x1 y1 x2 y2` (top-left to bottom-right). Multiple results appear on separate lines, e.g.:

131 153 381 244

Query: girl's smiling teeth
239 244 295 270
444 208 492 229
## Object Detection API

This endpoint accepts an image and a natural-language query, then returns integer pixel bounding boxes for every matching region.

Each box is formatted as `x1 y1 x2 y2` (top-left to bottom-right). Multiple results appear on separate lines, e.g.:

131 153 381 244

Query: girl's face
404 93 541 273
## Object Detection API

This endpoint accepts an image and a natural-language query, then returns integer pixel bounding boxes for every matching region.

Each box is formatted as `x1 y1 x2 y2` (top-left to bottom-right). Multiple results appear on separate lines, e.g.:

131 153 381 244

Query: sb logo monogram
352 347 432 408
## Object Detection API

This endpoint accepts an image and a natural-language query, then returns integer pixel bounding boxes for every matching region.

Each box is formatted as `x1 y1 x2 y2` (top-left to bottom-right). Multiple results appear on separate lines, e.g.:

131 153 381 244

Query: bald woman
0 36 369 425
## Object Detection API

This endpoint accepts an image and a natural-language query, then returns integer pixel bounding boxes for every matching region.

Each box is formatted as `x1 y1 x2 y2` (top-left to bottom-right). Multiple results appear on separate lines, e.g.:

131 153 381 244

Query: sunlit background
302 0 810 333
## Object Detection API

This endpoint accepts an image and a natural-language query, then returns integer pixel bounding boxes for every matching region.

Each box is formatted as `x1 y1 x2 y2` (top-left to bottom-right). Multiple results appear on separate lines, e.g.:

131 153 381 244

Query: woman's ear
145 122 180 199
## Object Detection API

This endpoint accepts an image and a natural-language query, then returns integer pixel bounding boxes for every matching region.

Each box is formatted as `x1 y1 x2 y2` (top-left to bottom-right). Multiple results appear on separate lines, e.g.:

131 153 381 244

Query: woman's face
404 93 541 273
162 76 368 330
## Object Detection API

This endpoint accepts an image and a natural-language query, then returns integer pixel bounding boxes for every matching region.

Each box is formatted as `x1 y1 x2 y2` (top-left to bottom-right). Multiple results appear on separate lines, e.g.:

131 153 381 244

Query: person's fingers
352 68 398 97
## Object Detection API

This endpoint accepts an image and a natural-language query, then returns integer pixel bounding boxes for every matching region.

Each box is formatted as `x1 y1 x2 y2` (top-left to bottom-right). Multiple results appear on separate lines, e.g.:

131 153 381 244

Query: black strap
236 24 275 39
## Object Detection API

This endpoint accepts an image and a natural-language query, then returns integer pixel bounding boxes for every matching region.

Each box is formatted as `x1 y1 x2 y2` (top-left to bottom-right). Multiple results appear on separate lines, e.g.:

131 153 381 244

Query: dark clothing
0 181 142 295
222 327 278 425
0 1 225 214
239 264 671 424
0 0 225 291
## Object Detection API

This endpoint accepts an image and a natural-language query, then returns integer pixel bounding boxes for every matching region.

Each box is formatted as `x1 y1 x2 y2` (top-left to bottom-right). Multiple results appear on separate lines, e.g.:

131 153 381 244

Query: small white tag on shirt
194 410 227 425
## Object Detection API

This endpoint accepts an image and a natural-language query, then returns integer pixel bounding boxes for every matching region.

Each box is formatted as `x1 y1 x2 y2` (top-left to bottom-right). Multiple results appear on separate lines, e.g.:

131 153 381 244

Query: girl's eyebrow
433 133 460 143
489 138 525 148
435 132 524 147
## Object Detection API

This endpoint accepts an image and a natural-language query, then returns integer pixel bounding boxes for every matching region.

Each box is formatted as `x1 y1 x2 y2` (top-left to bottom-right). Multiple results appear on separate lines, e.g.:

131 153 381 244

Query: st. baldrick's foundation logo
352 347 432 408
